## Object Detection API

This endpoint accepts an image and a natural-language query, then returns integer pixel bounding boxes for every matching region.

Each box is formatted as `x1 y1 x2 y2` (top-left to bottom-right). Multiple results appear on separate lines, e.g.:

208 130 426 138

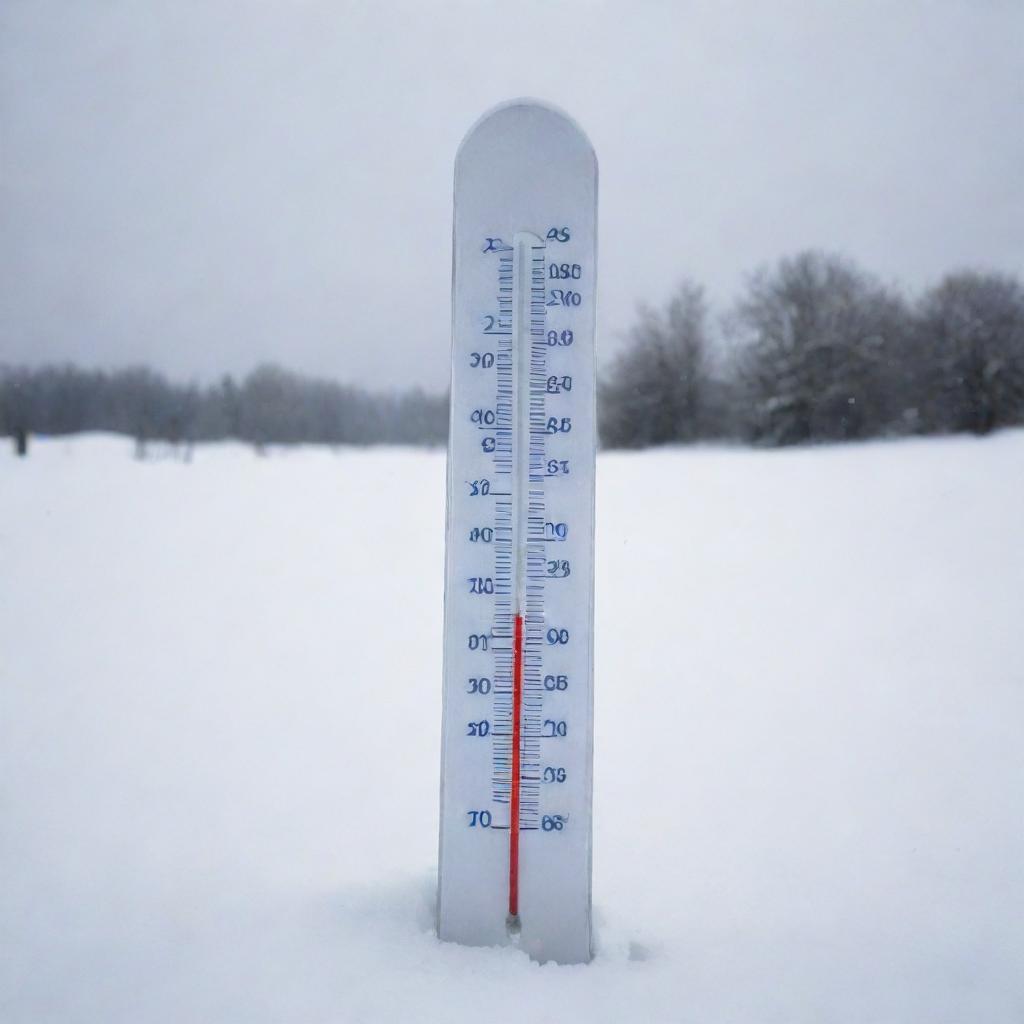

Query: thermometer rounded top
455 101 597 252
457 98 596 163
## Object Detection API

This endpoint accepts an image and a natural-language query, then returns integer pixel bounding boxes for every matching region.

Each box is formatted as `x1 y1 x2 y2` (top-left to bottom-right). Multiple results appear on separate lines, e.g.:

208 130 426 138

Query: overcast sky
2 0 1021 391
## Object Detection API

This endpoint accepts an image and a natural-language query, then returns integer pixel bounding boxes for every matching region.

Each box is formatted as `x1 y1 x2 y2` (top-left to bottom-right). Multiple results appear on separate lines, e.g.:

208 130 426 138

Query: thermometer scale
437 100 597 965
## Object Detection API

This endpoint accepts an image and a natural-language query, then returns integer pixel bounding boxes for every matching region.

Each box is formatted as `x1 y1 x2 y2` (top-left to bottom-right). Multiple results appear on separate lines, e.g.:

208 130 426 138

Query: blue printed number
547 289 581 307
546 417 572 434
468 577 494 594
548 263 582 280
467 677 491 694
546 227 570 243
547 560 570 578
469 479 490 495
543 767 567 783
470 352 495 368
546 375 572 393
542 814 566 831
469 527 494 542
544 522 568 540
471 409 496 425
467 720 490 737
546 329 574 347
468 633 489 650
543 719 567 737
467 810 492 827
546 628 569 645
543 674 568 691
547 460 569 476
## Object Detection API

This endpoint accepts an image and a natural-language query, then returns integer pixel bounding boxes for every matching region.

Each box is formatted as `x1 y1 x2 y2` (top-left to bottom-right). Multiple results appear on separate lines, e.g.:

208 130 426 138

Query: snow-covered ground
2 432 1022 1023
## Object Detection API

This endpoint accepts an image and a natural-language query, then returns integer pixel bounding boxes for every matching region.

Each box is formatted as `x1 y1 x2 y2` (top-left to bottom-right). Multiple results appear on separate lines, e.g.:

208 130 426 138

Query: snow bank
2 432 1021 1022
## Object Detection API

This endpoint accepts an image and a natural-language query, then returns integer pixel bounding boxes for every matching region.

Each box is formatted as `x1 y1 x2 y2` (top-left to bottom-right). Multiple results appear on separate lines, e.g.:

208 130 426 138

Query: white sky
2 0 1022 391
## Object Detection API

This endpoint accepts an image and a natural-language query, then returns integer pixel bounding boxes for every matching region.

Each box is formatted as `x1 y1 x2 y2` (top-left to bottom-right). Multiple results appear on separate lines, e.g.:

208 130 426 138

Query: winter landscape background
3 1 1023 1020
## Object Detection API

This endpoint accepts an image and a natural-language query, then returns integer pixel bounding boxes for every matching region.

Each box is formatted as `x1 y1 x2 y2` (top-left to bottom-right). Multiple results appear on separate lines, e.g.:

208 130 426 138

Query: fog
2 0 1021 390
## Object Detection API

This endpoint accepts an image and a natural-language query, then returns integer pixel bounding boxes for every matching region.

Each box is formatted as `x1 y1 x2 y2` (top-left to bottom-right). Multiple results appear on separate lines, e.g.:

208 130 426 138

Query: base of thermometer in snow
437 100 598 965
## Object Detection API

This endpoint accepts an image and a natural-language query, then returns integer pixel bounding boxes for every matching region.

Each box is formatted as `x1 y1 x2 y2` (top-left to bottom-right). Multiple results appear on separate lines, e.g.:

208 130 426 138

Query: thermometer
437 100 597 965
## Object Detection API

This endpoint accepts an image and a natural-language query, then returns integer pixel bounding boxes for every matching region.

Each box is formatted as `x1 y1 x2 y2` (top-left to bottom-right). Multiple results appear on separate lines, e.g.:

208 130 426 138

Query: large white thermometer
437 100 597 965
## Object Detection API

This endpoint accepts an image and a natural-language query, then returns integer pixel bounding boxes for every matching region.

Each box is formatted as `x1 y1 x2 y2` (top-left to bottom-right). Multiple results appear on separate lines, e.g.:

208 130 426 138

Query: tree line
0 363 448 452
4 252 1022 454
600 253 1024 447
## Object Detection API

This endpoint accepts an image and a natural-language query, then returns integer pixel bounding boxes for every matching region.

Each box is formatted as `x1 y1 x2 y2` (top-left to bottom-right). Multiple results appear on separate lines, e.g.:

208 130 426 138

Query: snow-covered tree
914 271 1024 435
599 281 715 447
732 251 910 444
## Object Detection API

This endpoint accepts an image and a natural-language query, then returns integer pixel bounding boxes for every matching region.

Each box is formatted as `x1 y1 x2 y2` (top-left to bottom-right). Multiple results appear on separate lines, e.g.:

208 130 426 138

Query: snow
2 432 1022 1023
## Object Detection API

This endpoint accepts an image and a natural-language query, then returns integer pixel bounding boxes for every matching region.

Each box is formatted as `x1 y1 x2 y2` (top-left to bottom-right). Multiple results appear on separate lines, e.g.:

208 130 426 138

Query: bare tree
599 281 713 447
0 366 31 454
914 271 1024 435
731 251 910 444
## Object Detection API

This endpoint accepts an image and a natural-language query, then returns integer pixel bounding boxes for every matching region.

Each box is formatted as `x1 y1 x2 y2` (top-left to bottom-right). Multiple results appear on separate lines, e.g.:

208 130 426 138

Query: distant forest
2 252 1022 453
0 363 449 452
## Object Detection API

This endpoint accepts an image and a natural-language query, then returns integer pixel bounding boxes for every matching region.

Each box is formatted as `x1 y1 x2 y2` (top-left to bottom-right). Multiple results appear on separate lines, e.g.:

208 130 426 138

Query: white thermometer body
438 100 597 965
